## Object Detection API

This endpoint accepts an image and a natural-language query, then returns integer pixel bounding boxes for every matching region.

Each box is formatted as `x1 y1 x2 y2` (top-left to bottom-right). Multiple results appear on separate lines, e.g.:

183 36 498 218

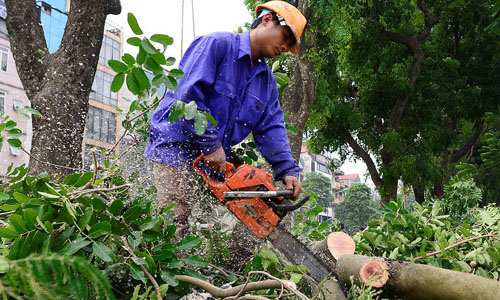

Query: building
0 0 123 175
83 19 123 170
0 0 32 175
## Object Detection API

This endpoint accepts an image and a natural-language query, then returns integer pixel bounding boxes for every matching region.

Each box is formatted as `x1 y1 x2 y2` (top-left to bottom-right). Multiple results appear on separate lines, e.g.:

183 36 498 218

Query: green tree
306 0 500 202
335 183 380 235
301 172 333 208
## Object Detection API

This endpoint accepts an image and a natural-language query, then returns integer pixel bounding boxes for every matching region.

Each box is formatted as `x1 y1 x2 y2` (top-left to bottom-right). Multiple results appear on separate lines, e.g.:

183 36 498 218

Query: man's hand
284 175 301 199
203 146 226 173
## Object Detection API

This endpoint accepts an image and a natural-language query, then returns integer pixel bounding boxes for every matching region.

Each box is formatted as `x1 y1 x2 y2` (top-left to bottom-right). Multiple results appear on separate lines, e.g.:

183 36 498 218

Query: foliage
345 276 382 300
441 175 482 225
456 111 500 205
0 254 114 300
301 172 333 208
290 193 341 243
306 0 500 200
354 198 500 280
335 183 381 235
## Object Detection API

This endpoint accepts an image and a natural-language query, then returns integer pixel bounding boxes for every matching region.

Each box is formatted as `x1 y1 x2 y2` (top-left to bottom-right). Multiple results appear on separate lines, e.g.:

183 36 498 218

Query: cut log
335 254 389 288
310 232 355 269
336 254 500 300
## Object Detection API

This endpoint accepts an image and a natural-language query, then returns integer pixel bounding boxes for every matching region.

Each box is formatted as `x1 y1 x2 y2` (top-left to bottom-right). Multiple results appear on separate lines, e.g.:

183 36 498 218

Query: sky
107 0 371 184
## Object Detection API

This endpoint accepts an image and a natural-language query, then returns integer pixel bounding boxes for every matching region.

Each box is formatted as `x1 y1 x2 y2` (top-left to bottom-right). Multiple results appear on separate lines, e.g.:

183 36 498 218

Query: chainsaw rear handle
192 155 235 182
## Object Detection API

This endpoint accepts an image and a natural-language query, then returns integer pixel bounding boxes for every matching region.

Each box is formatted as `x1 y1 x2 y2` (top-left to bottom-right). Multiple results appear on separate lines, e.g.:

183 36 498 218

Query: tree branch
451 125 484 163
339 128 383 188
416 0 438 43
120 236 162 300
415 231 496 261
5 0 49 99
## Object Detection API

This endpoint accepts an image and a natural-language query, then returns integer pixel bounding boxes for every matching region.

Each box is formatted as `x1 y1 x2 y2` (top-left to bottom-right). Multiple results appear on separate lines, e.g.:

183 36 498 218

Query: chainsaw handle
192 155 234 182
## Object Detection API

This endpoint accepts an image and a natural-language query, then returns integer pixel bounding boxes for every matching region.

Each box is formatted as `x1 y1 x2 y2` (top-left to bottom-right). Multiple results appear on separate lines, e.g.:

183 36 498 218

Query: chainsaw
192 156 333 282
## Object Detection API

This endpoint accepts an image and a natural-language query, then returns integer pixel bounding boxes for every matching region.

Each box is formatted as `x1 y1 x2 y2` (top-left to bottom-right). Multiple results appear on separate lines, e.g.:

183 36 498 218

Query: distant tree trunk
6 0 121 176
280 0 314 161
413 186 425 204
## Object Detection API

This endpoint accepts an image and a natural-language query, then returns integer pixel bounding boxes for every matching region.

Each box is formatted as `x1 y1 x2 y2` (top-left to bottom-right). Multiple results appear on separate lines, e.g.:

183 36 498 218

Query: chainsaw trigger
272 195 310 213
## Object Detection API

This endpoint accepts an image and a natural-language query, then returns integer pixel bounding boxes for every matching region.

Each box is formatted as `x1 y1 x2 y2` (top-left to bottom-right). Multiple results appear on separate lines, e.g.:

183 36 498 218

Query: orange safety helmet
256 1 307 54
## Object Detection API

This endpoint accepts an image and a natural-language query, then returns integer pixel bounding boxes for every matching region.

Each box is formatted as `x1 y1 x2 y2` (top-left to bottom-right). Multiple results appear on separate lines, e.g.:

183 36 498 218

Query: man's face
259 14 296 58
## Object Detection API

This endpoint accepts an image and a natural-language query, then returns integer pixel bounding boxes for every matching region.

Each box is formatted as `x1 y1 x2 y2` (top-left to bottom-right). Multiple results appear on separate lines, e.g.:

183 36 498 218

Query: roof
338 174 359 180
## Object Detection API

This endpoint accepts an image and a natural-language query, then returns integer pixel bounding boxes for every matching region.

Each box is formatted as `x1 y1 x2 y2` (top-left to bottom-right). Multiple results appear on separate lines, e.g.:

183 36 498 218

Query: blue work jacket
144 31 300 181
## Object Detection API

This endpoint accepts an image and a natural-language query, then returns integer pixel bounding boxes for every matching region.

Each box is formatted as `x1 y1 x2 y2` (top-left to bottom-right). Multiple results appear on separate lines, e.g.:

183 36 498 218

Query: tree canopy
301 172 333 208
305 0 500 202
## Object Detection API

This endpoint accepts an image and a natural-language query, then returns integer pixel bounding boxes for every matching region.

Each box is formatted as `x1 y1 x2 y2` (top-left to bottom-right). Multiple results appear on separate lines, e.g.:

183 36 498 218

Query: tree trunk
413 186 425 204
280 0 314 161
6 0 121 176
336 254 500 300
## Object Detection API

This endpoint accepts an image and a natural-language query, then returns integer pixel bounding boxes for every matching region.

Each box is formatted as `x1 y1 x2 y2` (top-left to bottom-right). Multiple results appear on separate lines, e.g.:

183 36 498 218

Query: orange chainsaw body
193 156 281 238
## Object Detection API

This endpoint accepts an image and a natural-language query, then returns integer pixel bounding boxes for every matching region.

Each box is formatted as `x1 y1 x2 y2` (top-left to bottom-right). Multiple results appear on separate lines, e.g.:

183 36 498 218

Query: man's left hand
284 176 301 200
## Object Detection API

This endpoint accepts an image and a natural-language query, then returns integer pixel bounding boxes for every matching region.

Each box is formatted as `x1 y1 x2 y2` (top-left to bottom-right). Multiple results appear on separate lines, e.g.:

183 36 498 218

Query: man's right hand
203 146 226 173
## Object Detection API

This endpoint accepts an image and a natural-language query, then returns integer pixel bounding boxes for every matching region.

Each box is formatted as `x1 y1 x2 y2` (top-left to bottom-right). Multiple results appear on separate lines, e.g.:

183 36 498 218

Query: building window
99 36 121 68
86 105 116 144
90 70 118 106
0 91 5 113
10 146 20 156
13 100 23 111
0 47 8 72
316 162 332 175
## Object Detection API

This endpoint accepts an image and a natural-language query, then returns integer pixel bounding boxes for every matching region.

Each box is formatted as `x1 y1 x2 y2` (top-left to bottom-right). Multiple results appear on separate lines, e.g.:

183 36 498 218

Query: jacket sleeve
252 85 300 181
172 36 224 155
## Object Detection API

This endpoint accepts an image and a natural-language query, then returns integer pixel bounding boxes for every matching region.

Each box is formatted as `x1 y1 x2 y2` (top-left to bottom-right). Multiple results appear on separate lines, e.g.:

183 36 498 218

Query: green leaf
389 247 399 259
177 236 200 250
165 57 176 66
38 191 60 199
132 67 151 91
290 273 302 284
141 38 157 55
36 216 48 233
23 208 37 230
0 227 19 239
13 191 30 203
272 60 280 72
7 139 21 148
286 124 298 135
126 73 140 95
164 76 178 90
22 107 41 117
202 112 217 127
144 57 163 73
124 206 142 222
5 120 16 129
168 101 185 123
184 101 197 120
122 53 136 65
151 34 174 46
480 211 495 226
136 47 147 65
127 13 143 35
7 129 22 138
63 173 82 185
74 172 94 187
9 214 27 233
127 37 142 47
62 238 91 255
77 209 93 230
194 112 208 135
259 247 280 265
129 263 147 284
151 52 167 65
108 60 128 73
93 242 114 262
161 270 179 286
183 255 208 268
169 69 184 79
0 257 10 273
109 200 124 216
88 221 111 239
245 151 258 161
111 73 125 92
0 192 8 201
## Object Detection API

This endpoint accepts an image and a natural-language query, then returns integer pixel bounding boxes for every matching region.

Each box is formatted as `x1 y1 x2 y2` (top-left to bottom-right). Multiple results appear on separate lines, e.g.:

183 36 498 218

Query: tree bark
6 0 121 176
280 0 315 161
336 254 500 300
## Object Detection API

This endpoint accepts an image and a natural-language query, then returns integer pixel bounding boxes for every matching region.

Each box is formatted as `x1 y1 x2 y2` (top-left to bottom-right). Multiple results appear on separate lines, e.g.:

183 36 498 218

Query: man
144 1 307 239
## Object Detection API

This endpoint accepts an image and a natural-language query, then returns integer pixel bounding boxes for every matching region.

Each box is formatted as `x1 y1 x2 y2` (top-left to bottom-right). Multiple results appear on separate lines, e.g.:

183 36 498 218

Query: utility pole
180 0 185 57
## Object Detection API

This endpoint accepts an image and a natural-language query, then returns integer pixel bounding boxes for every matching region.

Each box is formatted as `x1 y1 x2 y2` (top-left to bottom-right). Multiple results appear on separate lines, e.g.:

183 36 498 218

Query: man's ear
261 13 273 26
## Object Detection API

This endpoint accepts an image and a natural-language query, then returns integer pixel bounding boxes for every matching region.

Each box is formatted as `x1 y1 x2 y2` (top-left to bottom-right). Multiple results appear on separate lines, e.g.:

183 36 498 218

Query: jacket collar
238 31 267 72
